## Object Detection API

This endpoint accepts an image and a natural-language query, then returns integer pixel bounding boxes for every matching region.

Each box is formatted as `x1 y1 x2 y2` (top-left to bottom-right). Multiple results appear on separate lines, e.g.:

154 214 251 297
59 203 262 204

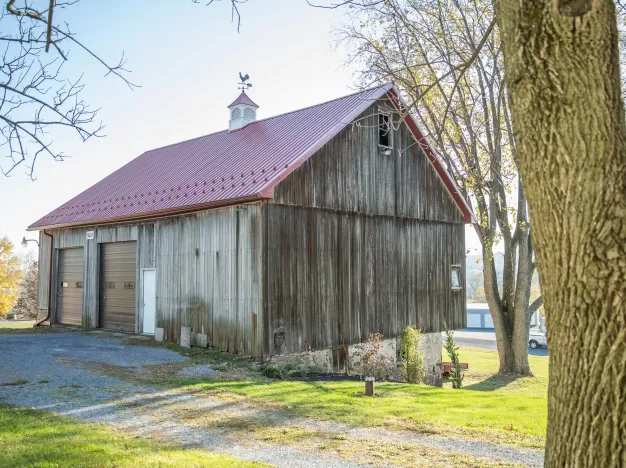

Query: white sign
86 231 95 240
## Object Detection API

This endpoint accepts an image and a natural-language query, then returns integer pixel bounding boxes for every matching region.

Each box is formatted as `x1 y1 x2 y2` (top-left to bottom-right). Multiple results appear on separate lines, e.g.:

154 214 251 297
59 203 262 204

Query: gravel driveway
0 332 544 467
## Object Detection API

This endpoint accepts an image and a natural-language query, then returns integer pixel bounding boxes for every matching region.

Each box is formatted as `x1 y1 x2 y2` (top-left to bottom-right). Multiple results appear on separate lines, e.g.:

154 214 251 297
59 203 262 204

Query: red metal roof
29 83 472 229
228 91 259 108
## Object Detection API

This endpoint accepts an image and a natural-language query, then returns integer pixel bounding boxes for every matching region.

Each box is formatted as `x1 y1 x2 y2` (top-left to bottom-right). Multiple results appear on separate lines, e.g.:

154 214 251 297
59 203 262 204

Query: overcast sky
0 0 479 256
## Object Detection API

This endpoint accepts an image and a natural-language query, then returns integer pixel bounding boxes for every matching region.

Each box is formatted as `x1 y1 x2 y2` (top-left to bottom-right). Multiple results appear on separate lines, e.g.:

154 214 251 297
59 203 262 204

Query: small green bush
444 322 464 389
400 326 425 384
259 363 303 380
260 365 285 379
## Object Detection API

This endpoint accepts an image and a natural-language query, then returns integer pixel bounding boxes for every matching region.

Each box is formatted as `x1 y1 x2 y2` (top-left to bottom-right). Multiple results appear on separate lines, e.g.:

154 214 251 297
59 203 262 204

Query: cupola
228 73 258 131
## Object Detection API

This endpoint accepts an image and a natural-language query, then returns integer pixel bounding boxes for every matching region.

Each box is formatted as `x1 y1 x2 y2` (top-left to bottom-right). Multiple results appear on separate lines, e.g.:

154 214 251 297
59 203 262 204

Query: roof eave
27 194 270 231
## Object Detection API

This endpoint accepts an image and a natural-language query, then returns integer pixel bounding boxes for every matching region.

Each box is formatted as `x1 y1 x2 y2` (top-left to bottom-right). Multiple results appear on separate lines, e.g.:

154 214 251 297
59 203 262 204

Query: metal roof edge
27 195 269 231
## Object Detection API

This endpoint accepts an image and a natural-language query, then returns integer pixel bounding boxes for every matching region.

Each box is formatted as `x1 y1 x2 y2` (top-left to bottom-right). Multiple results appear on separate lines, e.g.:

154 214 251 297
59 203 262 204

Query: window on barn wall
378 112 392 148
451 265 462 290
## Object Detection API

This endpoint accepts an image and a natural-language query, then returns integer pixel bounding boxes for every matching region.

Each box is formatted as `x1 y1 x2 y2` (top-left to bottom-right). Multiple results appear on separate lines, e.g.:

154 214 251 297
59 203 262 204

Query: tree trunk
494 0 626 465
481 243 532 375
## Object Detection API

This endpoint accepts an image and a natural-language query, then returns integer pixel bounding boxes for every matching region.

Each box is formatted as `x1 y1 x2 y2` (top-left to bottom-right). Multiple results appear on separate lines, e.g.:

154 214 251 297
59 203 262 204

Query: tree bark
494 0 626 465
481 237 532 375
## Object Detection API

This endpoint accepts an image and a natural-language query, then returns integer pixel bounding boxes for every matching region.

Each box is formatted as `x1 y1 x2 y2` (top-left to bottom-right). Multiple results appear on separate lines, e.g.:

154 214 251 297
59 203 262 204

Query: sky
0 0 479 256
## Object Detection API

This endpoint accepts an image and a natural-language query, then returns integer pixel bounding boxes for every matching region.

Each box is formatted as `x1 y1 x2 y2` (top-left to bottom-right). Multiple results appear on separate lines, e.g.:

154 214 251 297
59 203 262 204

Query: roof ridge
228 82 393 132
144 83 393 152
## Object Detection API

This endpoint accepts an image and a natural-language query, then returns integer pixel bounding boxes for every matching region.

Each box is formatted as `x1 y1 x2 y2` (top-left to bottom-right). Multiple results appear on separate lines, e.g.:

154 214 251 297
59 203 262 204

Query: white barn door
142 269 156 335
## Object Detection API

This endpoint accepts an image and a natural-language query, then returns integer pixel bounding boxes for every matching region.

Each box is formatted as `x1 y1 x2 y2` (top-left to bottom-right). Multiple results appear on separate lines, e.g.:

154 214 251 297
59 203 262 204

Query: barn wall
37 224 153 330
272 100 464 223
266 98 466 356
154 204 263 355
34 205 263 355
37 231 52 313
263 204 465 355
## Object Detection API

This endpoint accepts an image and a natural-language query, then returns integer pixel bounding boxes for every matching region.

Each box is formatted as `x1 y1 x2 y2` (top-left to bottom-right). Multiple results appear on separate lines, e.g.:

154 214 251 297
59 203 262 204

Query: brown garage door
57 248 84 326
100 242 137 332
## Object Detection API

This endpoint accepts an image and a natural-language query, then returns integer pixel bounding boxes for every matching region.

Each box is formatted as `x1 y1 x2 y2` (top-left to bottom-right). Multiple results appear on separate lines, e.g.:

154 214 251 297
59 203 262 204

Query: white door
142 269 156 334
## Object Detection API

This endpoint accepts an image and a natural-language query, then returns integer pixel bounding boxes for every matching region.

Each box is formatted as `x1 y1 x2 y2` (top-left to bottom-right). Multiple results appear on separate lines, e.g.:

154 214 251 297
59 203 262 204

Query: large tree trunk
494 0 626 465
481 241 532 375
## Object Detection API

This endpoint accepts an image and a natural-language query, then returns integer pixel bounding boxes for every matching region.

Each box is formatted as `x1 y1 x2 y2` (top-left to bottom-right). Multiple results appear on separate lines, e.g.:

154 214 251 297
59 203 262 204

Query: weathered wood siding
265 99 466 354
154 204 263 355
37 230 52 312
273 100 464 223
35 206 263 355
264 204 465 354
36 224 153 331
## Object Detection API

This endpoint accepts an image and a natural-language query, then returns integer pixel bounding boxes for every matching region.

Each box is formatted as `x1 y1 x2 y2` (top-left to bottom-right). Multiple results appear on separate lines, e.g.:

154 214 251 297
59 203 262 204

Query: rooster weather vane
238 72 252 91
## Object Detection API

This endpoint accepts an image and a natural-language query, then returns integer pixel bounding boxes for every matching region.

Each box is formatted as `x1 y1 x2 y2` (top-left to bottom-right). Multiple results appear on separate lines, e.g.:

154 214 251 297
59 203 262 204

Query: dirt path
0 332 543 467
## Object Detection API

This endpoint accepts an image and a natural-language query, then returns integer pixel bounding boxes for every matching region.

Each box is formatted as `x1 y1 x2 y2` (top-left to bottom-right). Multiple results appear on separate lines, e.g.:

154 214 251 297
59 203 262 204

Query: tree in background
466 272 483 302
11 260 38 320
0 236 22 317
338 0 541 374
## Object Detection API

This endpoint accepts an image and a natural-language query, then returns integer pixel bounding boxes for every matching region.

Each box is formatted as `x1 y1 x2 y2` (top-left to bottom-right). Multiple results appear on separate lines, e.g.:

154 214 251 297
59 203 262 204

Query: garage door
57 248 84 326
100 242 137 332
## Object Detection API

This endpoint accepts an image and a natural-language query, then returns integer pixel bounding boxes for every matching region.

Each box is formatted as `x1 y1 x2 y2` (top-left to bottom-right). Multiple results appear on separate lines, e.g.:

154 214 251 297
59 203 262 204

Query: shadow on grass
465 374 521 391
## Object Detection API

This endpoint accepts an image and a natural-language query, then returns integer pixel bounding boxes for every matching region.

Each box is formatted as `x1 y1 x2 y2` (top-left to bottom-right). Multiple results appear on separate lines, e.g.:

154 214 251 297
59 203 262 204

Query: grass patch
0 325 58 335
0 379 28 387
171 347 548 448
144 401 521 467
0 321 34 329
252 426 522 467
122 337 252 367
0 404 267 468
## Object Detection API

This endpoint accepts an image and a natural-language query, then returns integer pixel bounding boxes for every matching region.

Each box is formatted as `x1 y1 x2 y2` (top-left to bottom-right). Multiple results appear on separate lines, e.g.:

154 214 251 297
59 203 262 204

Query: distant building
466 303 538 329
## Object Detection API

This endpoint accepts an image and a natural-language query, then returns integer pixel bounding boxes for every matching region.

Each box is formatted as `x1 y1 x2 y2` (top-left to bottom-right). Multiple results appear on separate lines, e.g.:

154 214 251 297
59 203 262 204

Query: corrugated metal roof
29 83 396 229
228 91 259 108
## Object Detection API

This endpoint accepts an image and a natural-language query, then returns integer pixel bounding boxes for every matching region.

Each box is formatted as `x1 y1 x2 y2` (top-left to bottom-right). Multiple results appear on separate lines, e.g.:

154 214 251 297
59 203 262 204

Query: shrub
260 363 302 380
400 326 425 384
260 365 285 379
444 322 464 389
362 333 392 379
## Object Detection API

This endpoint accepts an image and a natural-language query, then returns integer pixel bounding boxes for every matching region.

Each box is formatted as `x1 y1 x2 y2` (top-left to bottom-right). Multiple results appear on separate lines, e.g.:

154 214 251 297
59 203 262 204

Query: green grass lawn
173 347 548 448
0 405 267 468
0 321 35 329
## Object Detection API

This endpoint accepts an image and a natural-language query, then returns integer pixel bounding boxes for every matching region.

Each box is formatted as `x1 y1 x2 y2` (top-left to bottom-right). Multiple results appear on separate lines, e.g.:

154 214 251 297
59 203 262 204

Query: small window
231 108 242 119
243 108 255 120
451 266 462 290
378 113 391 148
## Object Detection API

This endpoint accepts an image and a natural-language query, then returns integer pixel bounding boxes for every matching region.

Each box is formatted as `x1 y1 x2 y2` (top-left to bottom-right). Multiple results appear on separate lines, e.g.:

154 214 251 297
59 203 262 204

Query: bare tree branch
528 296 543 316
0 0 136 178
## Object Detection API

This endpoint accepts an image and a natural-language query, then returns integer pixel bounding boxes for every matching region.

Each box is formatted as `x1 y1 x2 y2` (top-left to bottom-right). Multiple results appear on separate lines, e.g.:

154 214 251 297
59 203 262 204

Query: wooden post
365 377 375 396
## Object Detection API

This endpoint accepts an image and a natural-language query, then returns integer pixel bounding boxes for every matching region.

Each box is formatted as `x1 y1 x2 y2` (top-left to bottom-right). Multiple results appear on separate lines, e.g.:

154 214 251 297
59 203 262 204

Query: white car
529 327 547 349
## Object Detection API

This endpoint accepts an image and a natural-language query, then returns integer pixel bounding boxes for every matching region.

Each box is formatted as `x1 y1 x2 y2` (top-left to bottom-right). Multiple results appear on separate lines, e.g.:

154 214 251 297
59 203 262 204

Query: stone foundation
421 332 443 386
269 332 443 386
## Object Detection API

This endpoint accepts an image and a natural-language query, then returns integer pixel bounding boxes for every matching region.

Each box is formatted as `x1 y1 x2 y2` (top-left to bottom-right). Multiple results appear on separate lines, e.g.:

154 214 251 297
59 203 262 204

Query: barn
29 83 471 381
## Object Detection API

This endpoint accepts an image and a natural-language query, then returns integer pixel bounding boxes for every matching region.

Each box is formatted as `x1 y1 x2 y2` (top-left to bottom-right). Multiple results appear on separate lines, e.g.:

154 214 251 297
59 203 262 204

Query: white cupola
228 90 259 131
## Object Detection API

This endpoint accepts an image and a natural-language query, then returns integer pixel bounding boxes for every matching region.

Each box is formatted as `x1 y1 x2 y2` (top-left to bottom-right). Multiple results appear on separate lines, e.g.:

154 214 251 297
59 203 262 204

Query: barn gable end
263 98 466 358
272 98 465 223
